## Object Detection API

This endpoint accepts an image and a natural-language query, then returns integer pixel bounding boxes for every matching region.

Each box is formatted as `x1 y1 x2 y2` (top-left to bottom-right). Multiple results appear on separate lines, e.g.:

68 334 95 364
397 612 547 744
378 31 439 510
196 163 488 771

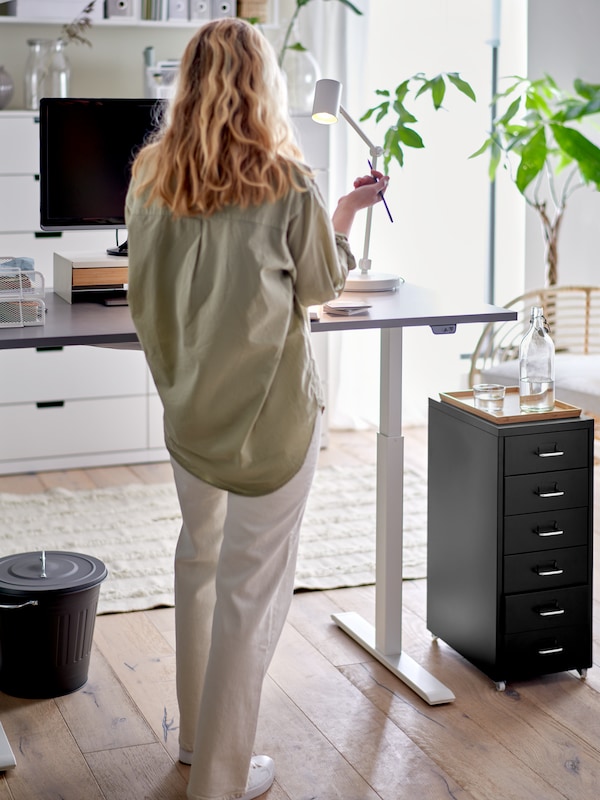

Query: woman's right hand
332 170 390 237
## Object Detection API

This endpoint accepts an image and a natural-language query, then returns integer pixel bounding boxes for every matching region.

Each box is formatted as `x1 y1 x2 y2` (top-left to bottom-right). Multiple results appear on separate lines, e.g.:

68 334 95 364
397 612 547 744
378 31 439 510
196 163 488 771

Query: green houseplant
471 74 600 286
360 72 477 172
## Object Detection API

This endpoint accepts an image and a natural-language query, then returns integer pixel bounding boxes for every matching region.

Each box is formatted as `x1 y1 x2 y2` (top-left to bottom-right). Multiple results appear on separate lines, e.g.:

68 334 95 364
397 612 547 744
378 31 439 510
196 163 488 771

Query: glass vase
282 46 321 114
24 38 51 110
47 39 70 99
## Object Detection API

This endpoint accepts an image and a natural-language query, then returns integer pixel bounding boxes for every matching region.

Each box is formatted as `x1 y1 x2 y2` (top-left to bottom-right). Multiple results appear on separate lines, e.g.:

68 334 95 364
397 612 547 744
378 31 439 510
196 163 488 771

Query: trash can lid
0 551 108 596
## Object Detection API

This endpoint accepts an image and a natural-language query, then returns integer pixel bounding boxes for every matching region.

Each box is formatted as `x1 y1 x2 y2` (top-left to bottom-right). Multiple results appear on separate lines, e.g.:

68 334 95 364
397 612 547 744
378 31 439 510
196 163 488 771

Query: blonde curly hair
131 17 311 216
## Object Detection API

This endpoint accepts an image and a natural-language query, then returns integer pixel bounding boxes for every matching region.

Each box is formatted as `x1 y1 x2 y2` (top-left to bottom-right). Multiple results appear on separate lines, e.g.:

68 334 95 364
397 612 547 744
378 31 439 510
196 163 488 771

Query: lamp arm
338 107 382 273
339 105 383 160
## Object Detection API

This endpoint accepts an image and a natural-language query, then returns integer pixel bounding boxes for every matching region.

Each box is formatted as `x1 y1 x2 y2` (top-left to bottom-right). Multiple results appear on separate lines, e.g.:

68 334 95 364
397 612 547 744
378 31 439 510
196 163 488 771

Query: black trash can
0 550 108 699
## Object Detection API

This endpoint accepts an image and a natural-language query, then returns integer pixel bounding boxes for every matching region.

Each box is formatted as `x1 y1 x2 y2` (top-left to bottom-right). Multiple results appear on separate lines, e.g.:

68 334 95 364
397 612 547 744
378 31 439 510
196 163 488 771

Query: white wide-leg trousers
171 416 321 800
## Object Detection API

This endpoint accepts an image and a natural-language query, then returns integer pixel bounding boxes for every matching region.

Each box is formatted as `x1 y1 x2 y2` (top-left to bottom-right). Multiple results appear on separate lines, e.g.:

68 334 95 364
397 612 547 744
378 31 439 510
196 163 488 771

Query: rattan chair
469 285 600 416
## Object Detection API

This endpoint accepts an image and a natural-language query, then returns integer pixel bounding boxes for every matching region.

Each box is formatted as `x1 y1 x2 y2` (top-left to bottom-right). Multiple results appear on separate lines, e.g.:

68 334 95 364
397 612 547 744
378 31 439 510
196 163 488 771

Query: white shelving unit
0 1 278 28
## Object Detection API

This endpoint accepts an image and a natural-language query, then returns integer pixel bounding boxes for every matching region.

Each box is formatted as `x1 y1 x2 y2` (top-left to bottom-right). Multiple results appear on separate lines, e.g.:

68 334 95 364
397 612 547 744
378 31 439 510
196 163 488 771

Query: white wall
322 1 529 427
526 0 600 290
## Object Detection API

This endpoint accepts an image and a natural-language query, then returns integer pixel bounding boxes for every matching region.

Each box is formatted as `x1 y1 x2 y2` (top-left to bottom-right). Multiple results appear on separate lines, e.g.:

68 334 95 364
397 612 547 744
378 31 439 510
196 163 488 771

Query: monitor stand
106 240 128 257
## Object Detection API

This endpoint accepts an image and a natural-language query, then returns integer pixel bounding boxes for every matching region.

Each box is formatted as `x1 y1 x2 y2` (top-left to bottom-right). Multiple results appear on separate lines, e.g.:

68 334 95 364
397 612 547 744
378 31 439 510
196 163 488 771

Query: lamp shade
312 79 343 124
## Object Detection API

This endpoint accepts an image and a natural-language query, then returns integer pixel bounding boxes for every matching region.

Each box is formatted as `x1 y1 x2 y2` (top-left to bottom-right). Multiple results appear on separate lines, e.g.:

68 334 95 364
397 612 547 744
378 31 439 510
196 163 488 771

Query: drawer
0 114 39 175
504 507 588 554
0 175 41 232
504 545 588 594
504 429 589 476
502 625 591 678
0 396 147 460
504 468 588 515
0 345 148 404
504 586 590 634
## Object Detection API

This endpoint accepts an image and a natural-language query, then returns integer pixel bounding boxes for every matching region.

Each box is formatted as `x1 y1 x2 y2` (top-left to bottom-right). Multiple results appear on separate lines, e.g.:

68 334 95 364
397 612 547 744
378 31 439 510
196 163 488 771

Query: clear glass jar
47 39 70 99
24 38 51 110
519 305 555 412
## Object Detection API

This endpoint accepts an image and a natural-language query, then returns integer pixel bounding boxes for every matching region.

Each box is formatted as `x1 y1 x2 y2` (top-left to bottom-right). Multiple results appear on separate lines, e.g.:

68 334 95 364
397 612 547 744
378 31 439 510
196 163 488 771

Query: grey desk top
0 287 515 350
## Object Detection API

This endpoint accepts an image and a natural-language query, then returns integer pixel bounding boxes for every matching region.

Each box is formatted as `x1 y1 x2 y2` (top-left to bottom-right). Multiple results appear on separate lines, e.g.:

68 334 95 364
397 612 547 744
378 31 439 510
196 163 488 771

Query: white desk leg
332 326 455 705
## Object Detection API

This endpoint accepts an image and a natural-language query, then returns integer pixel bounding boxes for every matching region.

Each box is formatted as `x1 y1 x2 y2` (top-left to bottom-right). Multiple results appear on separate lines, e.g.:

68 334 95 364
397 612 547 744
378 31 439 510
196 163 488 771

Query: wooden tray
440 387 582 424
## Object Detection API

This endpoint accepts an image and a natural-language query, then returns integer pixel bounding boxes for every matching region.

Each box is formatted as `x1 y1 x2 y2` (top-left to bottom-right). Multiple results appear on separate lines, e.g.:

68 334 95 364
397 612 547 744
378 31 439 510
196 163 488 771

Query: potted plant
471 74 600 286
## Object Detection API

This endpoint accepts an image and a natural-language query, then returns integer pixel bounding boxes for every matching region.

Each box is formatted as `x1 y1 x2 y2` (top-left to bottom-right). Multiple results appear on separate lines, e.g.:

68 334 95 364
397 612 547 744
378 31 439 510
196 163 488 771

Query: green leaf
394 80 410 104
384 128 404 169
574 78 600 99
551 124 600 186
395 125 425 148
414 76 446 109
336 0 364 15
392 101 417 124
496 96 521 127
447 72 476 102
515 127 547 193
288 42 308 52
431 75 446 109
469 138 492 159
489 140 502 181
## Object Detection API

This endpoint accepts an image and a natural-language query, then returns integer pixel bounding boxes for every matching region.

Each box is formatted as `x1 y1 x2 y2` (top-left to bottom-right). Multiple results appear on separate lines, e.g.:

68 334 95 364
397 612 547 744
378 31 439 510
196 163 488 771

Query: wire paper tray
0 267 46 328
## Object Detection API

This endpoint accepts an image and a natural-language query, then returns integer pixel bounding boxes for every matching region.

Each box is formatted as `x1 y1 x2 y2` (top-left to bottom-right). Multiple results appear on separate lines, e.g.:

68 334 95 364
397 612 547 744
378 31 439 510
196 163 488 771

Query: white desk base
331 325 455 705
332 611 455 705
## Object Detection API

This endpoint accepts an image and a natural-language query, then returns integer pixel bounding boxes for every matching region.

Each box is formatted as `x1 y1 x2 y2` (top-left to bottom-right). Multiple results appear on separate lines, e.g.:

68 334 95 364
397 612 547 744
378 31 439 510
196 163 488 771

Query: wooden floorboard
0 426 598 799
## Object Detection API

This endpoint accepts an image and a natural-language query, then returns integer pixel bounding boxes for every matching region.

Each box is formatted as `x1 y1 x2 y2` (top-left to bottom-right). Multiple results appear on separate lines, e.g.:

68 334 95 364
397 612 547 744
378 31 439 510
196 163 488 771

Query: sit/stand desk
0 287 515 705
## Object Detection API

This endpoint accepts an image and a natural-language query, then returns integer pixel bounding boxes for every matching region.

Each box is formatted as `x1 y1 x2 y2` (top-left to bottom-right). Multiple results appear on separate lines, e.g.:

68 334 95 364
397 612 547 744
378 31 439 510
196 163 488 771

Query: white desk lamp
312 78 401 292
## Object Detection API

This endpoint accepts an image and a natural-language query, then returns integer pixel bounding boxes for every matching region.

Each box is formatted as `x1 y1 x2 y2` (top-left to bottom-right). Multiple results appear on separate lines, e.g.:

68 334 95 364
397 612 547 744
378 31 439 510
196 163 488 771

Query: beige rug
0 465 427 614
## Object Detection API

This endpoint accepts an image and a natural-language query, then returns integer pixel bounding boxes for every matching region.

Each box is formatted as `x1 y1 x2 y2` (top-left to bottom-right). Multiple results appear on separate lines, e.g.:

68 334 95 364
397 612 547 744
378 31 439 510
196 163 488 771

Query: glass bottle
24 38 51 110
519 306 555 412
47 39 70 99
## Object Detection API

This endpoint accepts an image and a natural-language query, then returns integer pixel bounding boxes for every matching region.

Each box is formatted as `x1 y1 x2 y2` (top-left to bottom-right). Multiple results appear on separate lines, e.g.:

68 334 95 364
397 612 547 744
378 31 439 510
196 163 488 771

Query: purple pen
368 159 393 223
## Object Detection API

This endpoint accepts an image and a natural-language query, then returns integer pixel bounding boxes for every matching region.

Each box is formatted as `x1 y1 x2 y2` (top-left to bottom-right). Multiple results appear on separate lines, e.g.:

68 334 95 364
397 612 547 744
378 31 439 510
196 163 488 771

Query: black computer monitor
39 97 165 255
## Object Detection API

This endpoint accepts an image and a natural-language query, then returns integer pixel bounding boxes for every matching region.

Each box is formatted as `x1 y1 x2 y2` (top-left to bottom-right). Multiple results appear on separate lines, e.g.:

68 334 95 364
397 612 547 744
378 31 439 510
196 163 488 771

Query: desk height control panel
427 397 593 690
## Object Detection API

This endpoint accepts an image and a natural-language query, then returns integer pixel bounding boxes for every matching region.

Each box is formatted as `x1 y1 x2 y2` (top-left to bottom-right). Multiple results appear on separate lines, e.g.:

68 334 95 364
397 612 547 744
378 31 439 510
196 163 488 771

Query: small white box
54 252 129 304
17 1 104 21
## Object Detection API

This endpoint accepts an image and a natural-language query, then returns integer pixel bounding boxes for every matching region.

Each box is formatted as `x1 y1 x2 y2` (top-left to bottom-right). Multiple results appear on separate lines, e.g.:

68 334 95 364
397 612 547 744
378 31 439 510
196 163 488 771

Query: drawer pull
36 400 65 409
535 525 564 537
536 562 564 577
537 449 565 458
536 483 565 498
537 606 565 617
538 646 564 655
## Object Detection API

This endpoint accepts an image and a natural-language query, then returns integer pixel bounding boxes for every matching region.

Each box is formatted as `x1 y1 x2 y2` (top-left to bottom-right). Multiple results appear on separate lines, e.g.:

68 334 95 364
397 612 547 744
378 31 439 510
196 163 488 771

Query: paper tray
440 387 582 424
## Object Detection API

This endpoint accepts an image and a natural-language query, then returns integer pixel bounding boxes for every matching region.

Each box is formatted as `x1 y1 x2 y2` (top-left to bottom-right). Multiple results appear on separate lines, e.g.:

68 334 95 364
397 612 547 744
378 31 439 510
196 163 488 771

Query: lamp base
344 272 403 293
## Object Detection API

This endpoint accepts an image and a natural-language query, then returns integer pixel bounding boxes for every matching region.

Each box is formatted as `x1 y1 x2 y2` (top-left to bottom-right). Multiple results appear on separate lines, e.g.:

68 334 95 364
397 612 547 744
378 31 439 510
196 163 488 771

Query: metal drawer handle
538 607 565 617
536 483 565 498
0 600 39 610
536 562 564 576
538 646 564 655
537 450 565 458
536 527 564 537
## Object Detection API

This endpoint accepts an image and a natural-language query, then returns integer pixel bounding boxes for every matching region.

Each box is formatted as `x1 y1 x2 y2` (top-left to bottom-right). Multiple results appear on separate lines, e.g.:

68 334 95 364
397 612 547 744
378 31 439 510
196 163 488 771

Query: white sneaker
242 756 275 800
179 747 193 766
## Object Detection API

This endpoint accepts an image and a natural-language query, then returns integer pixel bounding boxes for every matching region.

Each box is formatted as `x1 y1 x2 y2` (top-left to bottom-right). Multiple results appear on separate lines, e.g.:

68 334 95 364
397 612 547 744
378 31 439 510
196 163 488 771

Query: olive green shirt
125 168 355 495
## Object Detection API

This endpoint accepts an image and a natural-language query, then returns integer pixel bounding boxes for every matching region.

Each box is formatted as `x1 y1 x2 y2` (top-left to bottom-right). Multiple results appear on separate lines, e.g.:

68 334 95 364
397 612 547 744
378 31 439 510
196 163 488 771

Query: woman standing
125 18 388 800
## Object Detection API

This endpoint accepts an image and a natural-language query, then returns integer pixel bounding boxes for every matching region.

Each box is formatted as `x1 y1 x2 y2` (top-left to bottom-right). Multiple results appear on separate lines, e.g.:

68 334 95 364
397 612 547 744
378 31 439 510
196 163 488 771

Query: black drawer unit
426 398 593 690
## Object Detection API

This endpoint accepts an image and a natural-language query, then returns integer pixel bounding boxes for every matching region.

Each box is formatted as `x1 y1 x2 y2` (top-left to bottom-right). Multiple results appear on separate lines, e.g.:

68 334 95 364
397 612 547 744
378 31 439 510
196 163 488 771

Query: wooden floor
0 427 598 800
